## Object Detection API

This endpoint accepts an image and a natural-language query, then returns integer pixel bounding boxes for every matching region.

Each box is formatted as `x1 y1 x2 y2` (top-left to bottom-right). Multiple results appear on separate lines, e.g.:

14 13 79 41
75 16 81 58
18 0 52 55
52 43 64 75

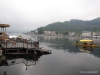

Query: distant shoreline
25 34 100 38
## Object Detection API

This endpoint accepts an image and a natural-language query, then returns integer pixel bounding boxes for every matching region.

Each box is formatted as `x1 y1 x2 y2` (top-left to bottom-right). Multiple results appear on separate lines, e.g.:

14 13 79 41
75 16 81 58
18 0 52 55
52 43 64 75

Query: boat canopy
79 40 93 42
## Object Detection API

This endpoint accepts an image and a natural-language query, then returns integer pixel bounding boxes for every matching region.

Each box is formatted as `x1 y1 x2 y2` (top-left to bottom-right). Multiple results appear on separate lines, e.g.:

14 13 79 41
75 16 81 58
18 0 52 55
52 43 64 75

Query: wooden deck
0 41 51 55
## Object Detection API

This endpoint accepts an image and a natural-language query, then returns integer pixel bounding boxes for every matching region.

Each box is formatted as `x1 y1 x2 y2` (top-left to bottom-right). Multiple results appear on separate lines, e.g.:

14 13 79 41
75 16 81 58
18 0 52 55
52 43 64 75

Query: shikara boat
74 39 98 48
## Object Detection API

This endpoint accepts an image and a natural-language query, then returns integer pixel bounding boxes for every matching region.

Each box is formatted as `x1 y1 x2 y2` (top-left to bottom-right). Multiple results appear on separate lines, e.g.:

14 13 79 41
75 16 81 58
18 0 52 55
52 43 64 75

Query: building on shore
44 31 56 35
44 31 51 35
81 31 92 37
93 31 100 37
68 32 76 36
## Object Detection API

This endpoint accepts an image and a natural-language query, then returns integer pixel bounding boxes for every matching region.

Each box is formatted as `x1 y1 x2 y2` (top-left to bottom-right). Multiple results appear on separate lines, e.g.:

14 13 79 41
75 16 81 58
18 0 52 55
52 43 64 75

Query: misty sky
0 0 100 32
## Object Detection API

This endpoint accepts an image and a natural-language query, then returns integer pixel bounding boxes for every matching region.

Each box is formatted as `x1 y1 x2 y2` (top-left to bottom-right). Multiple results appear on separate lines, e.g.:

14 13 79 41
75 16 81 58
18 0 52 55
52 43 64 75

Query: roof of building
0 24 10 27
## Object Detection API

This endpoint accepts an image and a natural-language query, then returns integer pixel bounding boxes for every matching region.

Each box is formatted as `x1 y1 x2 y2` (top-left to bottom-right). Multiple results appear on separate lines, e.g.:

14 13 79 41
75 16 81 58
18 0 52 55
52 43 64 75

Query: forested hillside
36 17 100 34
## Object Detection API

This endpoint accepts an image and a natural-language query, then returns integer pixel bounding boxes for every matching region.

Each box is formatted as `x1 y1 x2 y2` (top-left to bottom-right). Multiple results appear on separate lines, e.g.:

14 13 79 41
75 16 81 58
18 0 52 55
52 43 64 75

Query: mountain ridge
36 17 100 34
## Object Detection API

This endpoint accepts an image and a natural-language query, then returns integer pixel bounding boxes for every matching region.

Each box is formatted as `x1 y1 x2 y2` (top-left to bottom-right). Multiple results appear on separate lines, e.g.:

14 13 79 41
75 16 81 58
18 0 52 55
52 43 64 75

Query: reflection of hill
38 36 100 58
0 54 42 70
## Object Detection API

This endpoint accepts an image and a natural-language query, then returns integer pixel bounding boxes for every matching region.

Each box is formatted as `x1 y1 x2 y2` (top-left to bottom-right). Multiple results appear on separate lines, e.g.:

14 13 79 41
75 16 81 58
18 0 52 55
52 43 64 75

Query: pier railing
0 38 39 49
0 38 51 55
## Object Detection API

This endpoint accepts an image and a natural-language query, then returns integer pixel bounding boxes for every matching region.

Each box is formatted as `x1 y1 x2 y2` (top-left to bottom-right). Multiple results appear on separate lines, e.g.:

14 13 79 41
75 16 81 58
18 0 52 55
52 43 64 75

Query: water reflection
38 36 100 58
1 35 100 75
0 54 42 70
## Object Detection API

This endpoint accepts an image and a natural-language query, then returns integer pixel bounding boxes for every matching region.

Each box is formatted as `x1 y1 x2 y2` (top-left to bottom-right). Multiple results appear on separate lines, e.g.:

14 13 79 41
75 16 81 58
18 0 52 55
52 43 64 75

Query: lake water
0 34 100 75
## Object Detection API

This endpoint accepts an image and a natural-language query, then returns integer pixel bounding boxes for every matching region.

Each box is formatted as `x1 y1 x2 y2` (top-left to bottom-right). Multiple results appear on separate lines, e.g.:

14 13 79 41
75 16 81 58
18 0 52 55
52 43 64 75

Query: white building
93 31 100 37
44 31 51 35
82 31 91 37
69 32 76 36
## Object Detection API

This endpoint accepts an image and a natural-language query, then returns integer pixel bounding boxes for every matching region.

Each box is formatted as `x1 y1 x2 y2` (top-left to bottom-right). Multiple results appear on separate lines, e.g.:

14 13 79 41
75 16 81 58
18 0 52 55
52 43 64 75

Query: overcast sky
0 0 100 32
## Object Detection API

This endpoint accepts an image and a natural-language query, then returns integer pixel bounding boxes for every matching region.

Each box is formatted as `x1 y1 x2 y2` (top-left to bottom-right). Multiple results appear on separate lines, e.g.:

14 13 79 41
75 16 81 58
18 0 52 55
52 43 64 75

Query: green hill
37 17 100 34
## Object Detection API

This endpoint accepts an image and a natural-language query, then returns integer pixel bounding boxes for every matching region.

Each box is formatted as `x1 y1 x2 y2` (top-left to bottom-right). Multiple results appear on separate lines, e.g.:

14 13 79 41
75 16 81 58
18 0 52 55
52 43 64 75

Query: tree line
36 17 100 35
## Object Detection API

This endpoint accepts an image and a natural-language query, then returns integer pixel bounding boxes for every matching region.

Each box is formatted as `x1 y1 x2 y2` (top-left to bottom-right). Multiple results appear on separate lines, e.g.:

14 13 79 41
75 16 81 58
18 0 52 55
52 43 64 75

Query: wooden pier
0 41 51 55
0 24 51 56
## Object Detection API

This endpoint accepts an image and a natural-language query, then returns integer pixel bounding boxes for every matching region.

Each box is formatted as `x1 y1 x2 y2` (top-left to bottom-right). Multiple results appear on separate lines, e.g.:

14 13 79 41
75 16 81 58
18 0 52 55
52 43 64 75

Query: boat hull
74 43 98 48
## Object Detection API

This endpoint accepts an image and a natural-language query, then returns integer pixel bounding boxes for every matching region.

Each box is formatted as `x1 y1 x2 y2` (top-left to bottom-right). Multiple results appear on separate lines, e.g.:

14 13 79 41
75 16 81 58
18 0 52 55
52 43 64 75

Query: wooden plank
5 53 28 54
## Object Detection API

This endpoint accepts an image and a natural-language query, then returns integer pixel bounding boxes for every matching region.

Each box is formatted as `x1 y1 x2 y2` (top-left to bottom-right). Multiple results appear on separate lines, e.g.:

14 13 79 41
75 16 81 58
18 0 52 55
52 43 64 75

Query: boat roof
80 40 93 42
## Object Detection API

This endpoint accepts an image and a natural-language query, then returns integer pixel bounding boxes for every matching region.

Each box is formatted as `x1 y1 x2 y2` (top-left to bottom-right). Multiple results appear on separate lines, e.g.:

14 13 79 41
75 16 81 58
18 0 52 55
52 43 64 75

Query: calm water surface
0 34 100 75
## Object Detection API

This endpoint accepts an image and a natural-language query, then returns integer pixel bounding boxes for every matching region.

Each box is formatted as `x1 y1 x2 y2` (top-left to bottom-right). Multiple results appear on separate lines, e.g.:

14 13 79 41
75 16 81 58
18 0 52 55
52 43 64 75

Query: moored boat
74 39 98 48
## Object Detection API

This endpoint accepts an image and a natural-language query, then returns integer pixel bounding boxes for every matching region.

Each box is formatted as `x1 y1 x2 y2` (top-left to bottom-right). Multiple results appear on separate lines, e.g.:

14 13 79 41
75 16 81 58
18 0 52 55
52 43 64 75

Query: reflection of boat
79 48 92 52
74 39 98 48
75 44 98 48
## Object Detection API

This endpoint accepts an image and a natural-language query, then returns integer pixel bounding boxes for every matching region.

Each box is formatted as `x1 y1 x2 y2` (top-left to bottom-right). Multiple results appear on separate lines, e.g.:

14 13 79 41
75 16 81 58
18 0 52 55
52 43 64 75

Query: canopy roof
0 24 10 27
80 40 93 42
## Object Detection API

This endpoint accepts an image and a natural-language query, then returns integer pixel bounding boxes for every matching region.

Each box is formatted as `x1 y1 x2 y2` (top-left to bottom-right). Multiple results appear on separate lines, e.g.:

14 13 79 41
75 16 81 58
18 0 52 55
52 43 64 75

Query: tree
56 31 59 35
61 30 69 35
37 27 44 34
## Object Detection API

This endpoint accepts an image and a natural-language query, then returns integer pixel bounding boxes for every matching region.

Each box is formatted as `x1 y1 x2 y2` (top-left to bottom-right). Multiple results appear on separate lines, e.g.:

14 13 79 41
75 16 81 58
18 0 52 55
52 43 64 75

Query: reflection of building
82 31 91 37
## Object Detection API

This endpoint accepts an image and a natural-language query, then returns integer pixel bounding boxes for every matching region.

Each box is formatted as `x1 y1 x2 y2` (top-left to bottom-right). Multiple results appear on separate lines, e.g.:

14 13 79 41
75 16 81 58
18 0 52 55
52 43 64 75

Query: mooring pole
3 70 6 75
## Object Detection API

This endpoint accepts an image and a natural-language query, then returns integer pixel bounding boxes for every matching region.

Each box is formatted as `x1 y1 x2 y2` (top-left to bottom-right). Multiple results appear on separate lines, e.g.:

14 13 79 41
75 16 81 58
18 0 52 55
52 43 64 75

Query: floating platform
0 41 51 55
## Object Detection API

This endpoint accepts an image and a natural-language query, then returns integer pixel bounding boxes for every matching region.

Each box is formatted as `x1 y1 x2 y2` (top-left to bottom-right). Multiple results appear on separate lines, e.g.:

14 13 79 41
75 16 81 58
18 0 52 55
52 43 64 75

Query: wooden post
23 40 24 48
26 40 28 54
27 40 28 49
3 70 6 75
1 27 2 32
5 27 6 33
3 27 4 32
31 41 32 47
0 48 3 56
6 42 7 48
